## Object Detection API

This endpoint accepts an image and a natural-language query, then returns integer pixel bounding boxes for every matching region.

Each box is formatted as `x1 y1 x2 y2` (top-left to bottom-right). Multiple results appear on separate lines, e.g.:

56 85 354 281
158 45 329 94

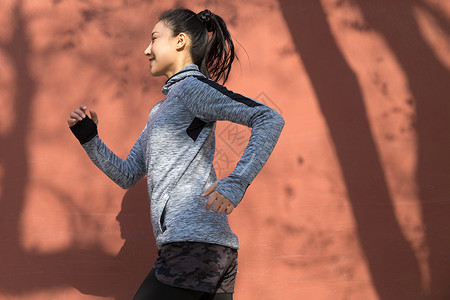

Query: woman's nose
144 43 151 55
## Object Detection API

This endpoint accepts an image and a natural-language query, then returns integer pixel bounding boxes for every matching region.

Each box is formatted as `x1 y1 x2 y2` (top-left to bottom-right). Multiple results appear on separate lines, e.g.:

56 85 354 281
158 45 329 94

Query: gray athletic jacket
71 64 284 249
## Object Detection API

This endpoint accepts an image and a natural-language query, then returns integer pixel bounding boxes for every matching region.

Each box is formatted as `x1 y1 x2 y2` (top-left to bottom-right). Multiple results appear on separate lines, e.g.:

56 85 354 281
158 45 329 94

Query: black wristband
70 116 98 144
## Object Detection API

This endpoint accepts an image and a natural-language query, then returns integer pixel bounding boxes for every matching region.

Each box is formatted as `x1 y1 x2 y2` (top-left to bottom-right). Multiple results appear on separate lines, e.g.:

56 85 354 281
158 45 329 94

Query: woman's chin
150 67 164 77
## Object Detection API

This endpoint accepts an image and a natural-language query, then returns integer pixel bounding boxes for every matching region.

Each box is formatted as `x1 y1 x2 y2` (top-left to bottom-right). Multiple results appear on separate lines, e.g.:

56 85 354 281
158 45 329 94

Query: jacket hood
161 64 205 95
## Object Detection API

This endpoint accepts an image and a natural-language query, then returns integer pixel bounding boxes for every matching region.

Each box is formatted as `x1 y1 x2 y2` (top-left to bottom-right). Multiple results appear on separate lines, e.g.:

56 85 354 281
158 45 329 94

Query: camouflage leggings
133 242 237 300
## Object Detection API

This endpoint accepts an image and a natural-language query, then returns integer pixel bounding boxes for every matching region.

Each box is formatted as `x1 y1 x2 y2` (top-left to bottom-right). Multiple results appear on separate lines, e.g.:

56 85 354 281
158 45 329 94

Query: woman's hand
202 181 235 215
67 105 99 127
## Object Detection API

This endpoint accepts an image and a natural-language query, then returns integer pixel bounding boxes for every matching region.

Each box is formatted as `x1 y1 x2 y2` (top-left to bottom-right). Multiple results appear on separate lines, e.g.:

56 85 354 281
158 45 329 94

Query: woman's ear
175 32 187 51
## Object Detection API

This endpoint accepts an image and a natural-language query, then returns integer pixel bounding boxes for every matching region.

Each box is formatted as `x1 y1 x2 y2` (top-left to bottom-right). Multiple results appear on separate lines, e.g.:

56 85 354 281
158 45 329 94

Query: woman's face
144 21 178 78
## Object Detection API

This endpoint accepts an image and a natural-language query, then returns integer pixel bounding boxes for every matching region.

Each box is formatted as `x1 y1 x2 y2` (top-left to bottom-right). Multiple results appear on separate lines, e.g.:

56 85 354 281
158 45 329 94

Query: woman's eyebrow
151 31 159 37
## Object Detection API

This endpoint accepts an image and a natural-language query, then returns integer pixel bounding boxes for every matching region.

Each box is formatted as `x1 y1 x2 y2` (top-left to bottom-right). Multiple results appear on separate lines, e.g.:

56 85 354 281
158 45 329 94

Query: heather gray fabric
81 64 284 249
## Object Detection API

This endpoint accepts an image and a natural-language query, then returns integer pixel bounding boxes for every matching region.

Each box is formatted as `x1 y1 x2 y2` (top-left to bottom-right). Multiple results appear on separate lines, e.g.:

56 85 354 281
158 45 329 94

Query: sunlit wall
1 0 449 299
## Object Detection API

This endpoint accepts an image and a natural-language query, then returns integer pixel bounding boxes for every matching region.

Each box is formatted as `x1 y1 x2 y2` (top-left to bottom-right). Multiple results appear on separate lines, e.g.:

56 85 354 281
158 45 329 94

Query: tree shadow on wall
0 1 157 299
278 0 429 299
355 1 450 299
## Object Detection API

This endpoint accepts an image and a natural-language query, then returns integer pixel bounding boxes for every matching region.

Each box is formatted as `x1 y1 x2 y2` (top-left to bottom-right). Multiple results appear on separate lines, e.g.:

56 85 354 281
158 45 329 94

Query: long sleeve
178 76 285 206
71 117 147 189
82 134 146 189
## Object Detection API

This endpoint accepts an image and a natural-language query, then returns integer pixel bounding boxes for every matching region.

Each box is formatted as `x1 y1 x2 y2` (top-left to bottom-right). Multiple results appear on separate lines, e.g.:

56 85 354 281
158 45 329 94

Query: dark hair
159 8 235 84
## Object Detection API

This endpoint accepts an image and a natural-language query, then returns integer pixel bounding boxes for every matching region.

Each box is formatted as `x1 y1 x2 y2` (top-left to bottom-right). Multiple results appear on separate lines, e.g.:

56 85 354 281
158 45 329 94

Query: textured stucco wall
1 0 449 299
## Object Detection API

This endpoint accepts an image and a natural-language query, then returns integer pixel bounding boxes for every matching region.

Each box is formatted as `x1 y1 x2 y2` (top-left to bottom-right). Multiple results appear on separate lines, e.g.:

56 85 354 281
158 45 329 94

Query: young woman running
67 8 284 300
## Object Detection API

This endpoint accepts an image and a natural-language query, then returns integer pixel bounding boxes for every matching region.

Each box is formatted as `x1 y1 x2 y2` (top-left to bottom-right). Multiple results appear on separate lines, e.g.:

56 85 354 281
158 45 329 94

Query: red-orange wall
1 0 449 299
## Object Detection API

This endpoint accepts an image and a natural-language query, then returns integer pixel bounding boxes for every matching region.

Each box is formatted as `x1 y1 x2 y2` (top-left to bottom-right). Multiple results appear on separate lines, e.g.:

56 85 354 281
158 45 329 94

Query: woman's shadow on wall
65 179 158 299
4 180 158 300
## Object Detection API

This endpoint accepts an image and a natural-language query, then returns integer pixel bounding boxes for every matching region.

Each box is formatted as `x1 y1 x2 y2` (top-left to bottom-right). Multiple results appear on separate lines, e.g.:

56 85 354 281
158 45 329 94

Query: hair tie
197 9 214 32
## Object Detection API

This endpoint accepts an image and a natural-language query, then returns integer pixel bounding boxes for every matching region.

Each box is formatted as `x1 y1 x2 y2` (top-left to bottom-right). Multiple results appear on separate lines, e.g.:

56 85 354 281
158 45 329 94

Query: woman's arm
180 76 285 207
68 106 146 189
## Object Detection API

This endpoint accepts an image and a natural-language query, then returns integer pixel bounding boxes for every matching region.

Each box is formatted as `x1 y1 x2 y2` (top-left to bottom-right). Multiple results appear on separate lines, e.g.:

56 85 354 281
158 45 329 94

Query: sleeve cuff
215 175 250 207
69 116 98 144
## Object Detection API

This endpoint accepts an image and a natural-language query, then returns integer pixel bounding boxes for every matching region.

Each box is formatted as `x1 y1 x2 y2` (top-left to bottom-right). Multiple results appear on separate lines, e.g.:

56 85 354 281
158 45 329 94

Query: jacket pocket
158 193 170 233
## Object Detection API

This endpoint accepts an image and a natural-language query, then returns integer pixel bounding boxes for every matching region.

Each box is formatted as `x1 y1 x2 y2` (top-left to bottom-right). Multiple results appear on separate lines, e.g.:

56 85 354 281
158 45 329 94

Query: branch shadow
0 0 33 255
355 1 450 298
278 0 423 298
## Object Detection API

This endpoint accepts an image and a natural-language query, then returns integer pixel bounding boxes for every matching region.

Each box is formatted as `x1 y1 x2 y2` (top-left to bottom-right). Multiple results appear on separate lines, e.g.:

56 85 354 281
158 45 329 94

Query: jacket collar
161 64 205 95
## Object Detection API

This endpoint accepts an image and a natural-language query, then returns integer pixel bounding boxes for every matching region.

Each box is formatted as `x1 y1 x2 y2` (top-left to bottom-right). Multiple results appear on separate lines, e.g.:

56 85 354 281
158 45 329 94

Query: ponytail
197 9 235 84
159 8 236 84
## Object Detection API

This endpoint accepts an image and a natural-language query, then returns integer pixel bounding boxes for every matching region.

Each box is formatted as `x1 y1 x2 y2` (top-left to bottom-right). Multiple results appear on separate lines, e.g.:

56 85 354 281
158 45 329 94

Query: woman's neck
165 55 194 79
